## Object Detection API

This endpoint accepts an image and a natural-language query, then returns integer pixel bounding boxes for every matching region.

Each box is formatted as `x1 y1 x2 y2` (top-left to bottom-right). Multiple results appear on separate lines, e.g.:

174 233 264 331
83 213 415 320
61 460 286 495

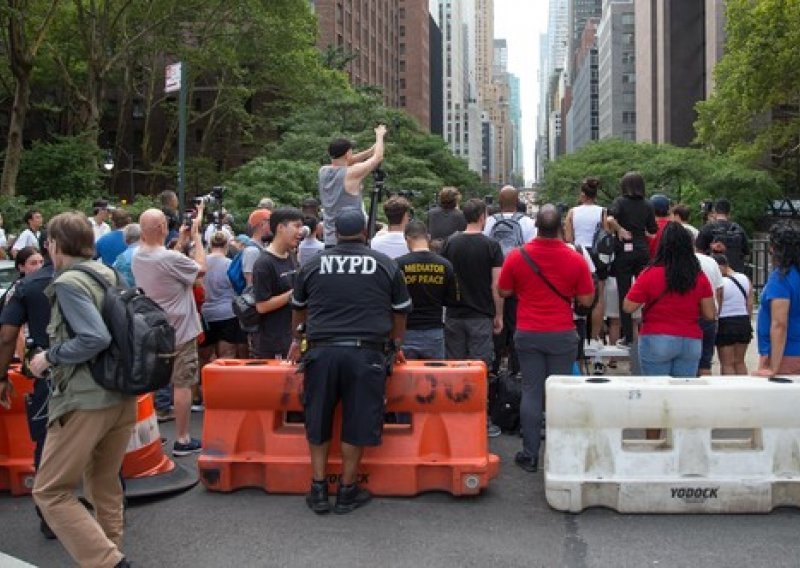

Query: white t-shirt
571 204 604 248
483 212 537 244
91 218 111 241
696 252 724 311
11 229 40 252
370 231 409 259
719 272 750 318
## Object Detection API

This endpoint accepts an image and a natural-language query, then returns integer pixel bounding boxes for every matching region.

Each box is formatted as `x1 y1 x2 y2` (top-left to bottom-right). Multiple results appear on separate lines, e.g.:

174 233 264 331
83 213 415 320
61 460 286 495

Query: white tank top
719 272 750 318
572 204 603 248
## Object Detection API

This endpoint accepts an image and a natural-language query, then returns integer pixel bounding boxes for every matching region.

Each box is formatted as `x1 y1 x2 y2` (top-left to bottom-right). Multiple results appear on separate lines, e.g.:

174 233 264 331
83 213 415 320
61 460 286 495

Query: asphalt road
2 409 800 568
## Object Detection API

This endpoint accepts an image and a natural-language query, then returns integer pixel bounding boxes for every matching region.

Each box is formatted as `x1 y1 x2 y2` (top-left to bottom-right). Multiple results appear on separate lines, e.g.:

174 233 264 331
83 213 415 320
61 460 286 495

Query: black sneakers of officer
334 483 372 514
305 479 330 515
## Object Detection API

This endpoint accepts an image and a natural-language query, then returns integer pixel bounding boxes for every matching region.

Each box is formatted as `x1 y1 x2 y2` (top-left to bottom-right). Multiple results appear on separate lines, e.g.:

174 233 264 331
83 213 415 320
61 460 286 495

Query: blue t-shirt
757 266 800 356
95 230 127 267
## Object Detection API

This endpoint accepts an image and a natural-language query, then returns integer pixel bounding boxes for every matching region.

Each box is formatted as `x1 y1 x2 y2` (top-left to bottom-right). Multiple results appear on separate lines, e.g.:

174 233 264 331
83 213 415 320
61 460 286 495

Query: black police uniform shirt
395 250 458 330
291 241 412 343
0 262 54 348
252 250 298 357
441 233 504 319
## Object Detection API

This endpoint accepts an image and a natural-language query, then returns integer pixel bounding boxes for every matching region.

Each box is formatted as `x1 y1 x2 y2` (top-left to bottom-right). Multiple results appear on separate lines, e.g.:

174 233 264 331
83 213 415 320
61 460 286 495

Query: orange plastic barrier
199 359 500 496
0 369 35 495
0 370 197 498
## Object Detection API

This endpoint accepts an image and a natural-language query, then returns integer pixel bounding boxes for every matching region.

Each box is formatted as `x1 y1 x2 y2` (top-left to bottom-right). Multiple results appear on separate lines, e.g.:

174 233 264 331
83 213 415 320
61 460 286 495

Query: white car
0 259 17 299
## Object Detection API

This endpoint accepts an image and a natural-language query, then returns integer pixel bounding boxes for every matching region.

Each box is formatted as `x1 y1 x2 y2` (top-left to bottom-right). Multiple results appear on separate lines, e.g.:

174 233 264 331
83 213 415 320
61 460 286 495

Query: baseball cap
335 208 366 237
93 199 109 210
247 209 271 228
651 194 670 216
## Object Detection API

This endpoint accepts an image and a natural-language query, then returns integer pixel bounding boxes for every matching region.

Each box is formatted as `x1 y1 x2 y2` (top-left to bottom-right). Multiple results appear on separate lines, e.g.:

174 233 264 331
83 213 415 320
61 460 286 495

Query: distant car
0 260 17 298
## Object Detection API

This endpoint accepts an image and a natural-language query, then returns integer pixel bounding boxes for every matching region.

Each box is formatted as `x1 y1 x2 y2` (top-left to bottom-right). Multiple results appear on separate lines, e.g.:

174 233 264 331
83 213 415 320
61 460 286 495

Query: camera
193 185 227 207
183 211 195 229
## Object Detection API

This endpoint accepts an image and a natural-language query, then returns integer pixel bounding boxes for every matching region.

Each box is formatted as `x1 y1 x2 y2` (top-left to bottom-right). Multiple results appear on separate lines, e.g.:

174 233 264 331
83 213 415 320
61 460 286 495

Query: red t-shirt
498 239 595 333
626 265 713 339
647 217 671 258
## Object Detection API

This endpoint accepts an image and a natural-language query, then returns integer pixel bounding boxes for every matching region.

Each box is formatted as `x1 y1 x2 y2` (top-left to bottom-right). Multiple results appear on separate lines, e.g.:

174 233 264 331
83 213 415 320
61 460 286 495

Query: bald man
133 206 206 457
483 186 536 245
483 186 536 377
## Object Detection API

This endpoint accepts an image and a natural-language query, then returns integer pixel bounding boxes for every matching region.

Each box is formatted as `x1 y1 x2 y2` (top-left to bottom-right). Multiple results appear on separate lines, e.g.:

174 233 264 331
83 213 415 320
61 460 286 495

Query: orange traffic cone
121 394 198 498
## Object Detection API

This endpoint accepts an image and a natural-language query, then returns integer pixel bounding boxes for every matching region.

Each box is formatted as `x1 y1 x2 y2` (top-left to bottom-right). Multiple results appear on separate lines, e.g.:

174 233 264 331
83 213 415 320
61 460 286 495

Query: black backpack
709 221 746 256
489 213 526 256
67 264 176 395
489 371 521 432
590 209 615 271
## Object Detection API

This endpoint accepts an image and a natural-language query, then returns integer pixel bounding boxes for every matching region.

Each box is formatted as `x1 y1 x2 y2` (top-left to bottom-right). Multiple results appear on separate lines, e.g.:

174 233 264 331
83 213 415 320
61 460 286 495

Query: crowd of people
0 125 799 565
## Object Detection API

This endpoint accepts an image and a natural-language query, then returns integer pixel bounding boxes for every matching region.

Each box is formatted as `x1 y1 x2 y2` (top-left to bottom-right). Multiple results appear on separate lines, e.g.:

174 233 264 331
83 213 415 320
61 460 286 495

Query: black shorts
302 346 387 446
716 315 753 347
200 317 247 347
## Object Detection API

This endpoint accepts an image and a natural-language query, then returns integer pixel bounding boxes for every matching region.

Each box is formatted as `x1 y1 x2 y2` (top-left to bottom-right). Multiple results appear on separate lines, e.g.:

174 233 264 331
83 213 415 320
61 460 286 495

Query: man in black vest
289 208 411 515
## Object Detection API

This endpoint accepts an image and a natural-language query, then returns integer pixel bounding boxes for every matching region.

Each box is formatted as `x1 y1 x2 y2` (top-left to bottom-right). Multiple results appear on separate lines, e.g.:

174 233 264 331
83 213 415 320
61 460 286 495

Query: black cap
93 199 109 209
335 208 366 237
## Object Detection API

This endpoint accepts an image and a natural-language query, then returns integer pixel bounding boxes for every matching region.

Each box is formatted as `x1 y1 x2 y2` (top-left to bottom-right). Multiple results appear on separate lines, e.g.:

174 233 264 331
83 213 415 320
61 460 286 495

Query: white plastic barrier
545 375 800 513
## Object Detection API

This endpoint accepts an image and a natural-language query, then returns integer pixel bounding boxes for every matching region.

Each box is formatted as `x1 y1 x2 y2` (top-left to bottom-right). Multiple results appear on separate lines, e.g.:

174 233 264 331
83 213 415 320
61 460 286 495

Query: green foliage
15 134 104 201
695 0 800 190
540 139 780 234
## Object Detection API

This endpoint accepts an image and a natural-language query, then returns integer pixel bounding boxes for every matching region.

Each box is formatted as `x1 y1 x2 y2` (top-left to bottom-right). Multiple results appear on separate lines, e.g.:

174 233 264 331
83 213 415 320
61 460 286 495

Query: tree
0 0 61 196
540 139 780 234
695 0 800 191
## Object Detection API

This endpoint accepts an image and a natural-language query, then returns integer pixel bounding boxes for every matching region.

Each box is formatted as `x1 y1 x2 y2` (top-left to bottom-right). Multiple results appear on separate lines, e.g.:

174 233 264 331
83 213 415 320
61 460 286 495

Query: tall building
635 0 725 145
567 0 602 79
535 32 550 181
475 0 495 106
509 73 523 180
566 18 599 152
598 0 636 141
399 1 431 130
438 0 470 160
314 0 433 131
429 14 444 135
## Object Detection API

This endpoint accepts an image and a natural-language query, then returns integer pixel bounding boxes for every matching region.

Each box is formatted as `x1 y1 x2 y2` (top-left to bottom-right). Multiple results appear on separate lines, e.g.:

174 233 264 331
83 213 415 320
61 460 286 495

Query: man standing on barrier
288 208 411 514
318 124 387 247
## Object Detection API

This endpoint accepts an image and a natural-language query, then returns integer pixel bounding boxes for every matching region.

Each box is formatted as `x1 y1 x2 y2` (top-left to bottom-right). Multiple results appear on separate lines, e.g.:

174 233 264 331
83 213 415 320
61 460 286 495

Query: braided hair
769 221 800 276
652 221 701 294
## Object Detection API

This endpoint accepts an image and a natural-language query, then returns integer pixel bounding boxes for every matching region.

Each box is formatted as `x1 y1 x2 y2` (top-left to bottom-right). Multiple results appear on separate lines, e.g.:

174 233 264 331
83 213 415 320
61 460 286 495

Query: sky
494 0 549 186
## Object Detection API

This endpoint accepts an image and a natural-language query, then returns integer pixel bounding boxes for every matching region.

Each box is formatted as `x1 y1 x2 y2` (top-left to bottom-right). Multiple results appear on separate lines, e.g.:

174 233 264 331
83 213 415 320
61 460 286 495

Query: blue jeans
403 328 445 359
638 334 702 377
155 385 173 411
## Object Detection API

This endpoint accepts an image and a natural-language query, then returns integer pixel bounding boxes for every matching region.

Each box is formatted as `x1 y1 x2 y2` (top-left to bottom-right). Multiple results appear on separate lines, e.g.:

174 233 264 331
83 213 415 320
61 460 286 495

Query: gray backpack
489 212 526 256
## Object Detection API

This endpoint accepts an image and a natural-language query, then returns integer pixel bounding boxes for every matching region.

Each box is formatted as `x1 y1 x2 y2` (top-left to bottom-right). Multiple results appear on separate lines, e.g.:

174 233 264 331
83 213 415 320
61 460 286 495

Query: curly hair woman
755 221 800 377
623 222 716 376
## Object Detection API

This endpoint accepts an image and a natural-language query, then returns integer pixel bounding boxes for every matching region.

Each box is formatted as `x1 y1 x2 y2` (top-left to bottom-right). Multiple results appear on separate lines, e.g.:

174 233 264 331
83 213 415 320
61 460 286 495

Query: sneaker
173 437 202 456
156 409 174 423
585 338 604 352
487 422 502 438
160 437 168 446
593 362 606 375
334 483 372 514
615 339 631 350
190 404 204 413
514 451 538 473
305 480 330 515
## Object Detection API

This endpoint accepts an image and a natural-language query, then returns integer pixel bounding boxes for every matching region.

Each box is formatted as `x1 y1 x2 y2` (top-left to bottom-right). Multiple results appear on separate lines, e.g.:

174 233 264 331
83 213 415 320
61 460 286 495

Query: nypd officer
0 247 56 538
289 207 411 515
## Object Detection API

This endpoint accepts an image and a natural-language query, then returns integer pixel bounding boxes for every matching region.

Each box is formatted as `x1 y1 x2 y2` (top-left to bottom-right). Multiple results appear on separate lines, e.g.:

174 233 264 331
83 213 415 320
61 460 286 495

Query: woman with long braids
755 221 800 377
622 222 716 376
